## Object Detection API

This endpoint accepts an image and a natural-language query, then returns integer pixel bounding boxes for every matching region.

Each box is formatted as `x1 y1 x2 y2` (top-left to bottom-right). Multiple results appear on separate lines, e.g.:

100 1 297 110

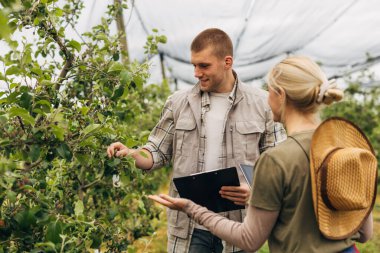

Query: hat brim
310 117 377 239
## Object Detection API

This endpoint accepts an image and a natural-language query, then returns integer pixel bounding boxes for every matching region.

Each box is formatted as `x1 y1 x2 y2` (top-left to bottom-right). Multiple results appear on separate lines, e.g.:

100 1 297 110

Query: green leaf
31 67 43 76
46 221 63 244
9 107 35 125
0 139 10 146
51 125 64 141
81 123 101 136
90 233 103 249
139 151 148 158
127 246 138 253
74 200 84 216
107 158 121 167
0 115 8 124
5 66 21 75
33 242 56 251
54 8 63 17
33 17 40 26
68 39 81 52
0 11 11 41
56 143 72 161
22 185 36 192
126 138 138 147
35 99 52 113
40 80 53 86
75 153 91 166
9 83 19 89
79 136 98 148
95 33 108 41
80 106 90 115
133 75 144 89
107 207 118 220
19 92 33 110
112 85 124 101
120 70 131 85
8 40 18 49
108 62 125 73
29 144 41 162
97 112 104 122
120 174 130 185
14 209 37 230
6 191 17 203
22 48 32 65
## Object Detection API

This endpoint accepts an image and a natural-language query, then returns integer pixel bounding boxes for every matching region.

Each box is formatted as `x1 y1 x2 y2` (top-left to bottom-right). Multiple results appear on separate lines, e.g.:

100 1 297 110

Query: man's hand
107 142 131 158
220 183 250 206
148 194 189 211
107 142 153 170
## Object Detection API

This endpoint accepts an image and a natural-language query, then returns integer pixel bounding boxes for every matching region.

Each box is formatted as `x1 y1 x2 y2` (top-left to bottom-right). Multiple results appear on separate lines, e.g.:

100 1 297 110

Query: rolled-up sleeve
259 110 287 153
143 96 175 170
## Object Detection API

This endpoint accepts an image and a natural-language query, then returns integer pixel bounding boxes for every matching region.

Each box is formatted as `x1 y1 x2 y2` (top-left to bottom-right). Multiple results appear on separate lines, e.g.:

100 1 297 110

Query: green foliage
0 10 12 41
144 29 168 57
322 71 380 179
0 0 170 252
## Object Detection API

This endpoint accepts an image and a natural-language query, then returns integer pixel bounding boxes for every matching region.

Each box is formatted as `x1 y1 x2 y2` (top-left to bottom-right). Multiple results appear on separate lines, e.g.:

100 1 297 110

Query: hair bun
322 79 344 105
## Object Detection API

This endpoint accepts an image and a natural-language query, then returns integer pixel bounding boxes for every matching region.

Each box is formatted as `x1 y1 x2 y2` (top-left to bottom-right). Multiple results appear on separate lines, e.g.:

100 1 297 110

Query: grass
132 181 169 253
134 191 380 253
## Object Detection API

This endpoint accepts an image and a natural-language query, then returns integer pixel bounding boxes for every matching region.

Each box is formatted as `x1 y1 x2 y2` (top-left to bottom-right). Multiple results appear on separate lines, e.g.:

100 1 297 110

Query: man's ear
224 56 233 69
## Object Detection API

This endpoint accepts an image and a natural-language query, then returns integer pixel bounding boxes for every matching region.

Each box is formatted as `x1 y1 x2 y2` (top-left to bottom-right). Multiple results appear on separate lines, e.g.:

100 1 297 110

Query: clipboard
173 167 243 213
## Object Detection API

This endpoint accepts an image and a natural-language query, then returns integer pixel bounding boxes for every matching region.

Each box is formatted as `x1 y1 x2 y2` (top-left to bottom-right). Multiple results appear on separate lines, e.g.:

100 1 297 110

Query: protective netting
2 0 380 89
111 0 380 86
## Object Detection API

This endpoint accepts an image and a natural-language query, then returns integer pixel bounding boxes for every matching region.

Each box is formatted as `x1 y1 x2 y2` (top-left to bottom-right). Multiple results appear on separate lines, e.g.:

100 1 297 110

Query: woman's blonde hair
266 55 343 122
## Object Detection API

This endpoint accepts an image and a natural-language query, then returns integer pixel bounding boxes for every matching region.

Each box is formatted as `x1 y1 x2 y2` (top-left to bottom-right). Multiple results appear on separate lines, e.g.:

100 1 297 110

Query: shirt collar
201 70 239 109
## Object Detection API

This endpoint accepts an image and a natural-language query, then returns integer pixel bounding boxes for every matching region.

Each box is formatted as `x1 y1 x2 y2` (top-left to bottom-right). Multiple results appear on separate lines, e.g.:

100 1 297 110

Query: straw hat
310 117 378 240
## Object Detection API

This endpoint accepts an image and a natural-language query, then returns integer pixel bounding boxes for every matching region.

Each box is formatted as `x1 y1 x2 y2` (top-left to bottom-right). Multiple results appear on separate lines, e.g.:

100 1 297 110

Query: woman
149 56 374 253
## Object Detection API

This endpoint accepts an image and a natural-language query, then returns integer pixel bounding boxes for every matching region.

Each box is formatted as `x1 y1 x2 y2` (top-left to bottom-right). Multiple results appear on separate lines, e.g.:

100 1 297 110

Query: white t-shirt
204 92 231 171
196 92 231 230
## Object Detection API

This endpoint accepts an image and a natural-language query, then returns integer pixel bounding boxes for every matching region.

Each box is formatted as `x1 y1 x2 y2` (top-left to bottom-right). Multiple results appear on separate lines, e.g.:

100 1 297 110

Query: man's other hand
220 183 250 206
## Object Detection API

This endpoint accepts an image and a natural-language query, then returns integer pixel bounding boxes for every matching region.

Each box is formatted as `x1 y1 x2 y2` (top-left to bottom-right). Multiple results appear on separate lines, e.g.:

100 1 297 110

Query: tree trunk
114 0 130 65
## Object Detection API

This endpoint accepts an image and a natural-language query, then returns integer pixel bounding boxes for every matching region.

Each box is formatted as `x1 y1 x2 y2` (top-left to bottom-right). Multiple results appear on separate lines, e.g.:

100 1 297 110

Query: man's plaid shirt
143 74 287 253
144 78 286 172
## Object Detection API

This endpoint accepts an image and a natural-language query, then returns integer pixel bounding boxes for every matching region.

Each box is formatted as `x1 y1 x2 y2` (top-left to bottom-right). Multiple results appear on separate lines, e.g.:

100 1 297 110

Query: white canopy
113 0 380 86
2 0 380 89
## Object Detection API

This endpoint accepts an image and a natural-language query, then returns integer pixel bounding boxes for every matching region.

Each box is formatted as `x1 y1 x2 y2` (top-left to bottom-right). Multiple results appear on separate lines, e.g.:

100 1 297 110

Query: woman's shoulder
259 131 313 166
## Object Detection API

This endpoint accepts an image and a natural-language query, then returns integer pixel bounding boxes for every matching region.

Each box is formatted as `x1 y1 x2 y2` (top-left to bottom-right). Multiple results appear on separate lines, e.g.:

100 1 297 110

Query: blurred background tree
322 70 380 181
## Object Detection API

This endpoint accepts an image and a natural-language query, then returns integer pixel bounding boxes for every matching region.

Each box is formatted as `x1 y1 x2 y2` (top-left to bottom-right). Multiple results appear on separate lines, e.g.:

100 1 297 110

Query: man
107 28 286 253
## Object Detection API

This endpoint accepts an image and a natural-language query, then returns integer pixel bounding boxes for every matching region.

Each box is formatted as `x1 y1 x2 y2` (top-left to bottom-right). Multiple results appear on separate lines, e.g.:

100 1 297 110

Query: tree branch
17 116 25 131
41 20 74 91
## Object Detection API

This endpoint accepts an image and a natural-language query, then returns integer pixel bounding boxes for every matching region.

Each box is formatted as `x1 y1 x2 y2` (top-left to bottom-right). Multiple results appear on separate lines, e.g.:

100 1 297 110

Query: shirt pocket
167 182 180 225
175 118 197 156
234 120 265 161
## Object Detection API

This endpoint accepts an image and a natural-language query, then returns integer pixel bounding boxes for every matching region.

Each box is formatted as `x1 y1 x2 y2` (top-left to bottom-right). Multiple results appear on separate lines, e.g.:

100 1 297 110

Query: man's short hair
191 28 233 59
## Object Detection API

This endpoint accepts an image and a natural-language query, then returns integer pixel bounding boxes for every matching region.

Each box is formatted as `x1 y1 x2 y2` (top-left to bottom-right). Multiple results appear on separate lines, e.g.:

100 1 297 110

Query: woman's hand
148 194 190 211
220 183 250 206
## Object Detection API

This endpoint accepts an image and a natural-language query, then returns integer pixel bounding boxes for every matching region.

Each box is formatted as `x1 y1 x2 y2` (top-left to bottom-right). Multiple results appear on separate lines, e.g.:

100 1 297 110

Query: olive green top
251 131 357 253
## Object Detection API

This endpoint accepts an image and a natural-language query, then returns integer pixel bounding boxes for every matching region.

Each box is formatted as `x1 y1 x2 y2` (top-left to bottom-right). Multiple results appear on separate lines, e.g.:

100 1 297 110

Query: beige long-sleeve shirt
184 201 373 253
